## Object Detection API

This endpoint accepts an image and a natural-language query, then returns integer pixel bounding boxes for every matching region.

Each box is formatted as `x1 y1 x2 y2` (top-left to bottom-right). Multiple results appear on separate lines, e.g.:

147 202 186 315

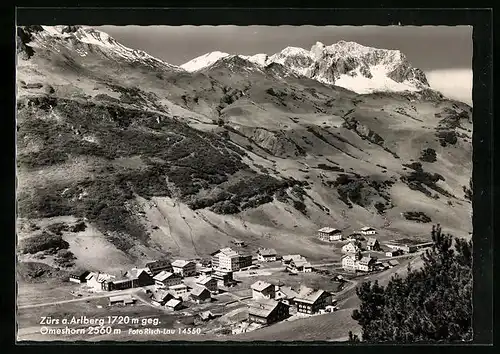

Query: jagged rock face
17 26 44 59
387 53 429 86
182 40 430 94
60 25 81 34
304 41 429 89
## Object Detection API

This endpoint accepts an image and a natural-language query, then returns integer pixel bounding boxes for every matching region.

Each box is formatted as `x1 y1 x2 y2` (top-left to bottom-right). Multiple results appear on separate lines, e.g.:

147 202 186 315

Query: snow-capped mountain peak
179 40 430 94
180 51 232 72
26 26 184 71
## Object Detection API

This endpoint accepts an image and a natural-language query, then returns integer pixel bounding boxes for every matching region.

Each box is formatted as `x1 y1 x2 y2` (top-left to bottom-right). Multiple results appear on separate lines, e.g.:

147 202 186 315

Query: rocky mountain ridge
182 40 430 94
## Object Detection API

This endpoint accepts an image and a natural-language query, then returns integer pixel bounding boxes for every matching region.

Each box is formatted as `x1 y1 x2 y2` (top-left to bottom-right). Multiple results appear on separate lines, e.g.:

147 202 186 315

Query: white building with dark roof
257 248 278 262
251 280 276 300
341 252 362 272
171 260 196 277
318 227 343 241
342 242 361 254
357 255 376 272
85 272 116 292
211 248 241 271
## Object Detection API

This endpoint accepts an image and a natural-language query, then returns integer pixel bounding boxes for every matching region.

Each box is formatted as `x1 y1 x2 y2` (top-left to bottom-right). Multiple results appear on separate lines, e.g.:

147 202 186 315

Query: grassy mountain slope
16 26 472 272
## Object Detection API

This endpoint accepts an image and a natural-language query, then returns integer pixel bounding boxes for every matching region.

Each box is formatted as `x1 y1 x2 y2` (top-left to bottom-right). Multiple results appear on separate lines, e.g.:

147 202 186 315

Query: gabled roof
295 289 329 304
342 242 360 251
248 299 283 318
282 254 303 262
172 260 194 268
361 226 376 231
151 289 173 302
196 276 215 285
199 311 214 320
165 299 182 308
190 286 211 297
292 259 307 267
388 260 400 266
278 286 298 299
292 259 312 268
382 262 390 267
126 268 149 279
367 237 378 246
212 247 240 257
318 227 341 234
86 272 115 283
258 248 277 256
251 280 274 292
153 271 177 282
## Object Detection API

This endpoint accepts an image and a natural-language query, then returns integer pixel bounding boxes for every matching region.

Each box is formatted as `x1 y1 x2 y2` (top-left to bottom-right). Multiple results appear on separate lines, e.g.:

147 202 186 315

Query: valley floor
16 252 421 342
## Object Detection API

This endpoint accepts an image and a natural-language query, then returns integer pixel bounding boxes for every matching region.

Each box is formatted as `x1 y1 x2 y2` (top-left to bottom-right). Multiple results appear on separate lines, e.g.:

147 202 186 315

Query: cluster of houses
68 257 222 309
317 225 430 273
318 226 376 243
238 279 336 329
69 243 263 310
385 241 434 254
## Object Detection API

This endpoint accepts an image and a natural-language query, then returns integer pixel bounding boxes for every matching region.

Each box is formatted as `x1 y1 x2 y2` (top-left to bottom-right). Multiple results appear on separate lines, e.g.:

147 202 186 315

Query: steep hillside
16 26 472 273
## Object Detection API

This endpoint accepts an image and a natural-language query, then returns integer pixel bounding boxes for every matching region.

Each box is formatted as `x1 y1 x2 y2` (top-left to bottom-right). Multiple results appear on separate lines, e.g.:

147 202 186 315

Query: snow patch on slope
333 65 420 94
240 53 269 66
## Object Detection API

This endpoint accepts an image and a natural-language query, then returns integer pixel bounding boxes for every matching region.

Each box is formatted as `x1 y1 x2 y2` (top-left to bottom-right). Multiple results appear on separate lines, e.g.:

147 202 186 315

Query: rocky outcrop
342 117 385 145
16 26 43 59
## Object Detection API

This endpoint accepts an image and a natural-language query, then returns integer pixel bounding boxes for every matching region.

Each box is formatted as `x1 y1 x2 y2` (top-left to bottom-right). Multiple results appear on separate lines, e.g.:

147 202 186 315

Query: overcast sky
97 25 473 105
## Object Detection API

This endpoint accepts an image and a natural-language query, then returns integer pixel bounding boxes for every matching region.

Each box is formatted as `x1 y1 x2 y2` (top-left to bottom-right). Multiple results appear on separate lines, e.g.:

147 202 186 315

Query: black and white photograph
15 17 479 343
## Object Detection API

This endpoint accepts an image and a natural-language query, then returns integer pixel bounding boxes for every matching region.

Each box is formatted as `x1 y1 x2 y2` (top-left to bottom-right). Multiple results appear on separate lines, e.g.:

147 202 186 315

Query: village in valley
21 225 434 339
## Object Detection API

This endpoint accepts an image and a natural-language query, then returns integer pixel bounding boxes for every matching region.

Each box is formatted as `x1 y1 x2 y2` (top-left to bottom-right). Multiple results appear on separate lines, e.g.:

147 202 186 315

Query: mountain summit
17 25 184 72
180 40 429 94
